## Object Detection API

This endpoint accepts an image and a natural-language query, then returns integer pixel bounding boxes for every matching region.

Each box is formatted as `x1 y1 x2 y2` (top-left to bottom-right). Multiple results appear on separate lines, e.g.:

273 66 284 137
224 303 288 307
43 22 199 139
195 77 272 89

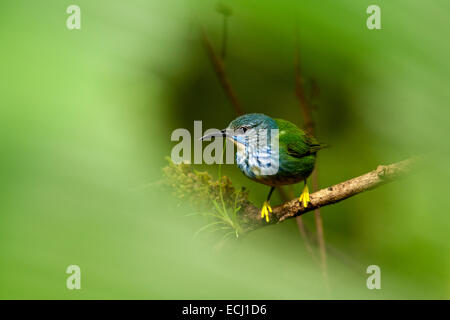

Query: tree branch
240 158 416 232
201 28 244 116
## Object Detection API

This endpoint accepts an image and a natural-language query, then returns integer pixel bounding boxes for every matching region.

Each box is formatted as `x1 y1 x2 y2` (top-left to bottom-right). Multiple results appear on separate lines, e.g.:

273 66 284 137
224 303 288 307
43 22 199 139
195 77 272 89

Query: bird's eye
240 126 248 133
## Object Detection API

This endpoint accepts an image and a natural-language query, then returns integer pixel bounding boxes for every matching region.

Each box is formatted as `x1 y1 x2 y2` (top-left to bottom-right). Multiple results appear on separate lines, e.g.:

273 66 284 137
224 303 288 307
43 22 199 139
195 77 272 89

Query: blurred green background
0 0 449 299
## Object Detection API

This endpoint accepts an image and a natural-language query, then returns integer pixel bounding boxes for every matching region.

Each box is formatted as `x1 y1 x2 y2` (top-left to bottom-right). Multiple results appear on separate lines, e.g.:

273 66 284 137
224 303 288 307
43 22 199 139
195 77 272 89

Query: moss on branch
163 158 417 236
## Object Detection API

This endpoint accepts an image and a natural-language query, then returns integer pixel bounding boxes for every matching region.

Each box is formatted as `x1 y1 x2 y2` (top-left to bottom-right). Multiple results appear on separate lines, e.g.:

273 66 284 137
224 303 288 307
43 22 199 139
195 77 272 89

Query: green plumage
266 118 326 186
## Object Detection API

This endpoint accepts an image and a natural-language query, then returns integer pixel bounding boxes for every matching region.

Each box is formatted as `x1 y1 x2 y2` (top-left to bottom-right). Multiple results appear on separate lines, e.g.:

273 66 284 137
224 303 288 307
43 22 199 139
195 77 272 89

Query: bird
200 113 327 222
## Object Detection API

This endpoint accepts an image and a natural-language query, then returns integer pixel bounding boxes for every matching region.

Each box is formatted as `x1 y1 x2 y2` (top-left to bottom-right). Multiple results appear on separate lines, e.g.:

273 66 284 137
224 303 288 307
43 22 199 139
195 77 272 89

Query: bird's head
200 113 277 149
227 113 276 132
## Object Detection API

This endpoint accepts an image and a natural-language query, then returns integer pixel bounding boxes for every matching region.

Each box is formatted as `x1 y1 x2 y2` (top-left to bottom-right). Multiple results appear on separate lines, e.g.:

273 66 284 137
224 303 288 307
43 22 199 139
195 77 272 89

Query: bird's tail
310 142 329 153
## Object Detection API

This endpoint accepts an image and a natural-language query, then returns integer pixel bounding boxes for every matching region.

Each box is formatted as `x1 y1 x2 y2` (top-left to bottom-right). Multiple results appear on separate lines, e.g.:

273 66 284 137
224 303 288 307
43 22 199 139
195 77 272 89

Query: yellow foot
298 184 310 208
261 201 272 223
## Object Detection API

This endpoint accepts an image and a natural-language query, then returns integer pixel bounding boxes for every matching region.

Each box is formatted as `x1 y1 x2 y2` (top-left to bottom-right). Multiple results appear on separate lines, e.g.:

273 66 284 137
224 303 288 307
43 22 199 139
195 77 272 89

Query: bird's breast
235 142 279 181
234 139 314 186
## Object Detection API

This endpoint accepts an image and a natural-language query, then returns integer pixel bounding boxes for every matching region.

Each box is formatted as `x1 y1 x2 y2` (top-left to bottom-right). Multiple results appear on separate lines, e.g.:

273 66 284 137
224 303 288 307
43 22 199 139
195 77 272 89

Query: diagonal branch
240 158 416 232
201 28 244 116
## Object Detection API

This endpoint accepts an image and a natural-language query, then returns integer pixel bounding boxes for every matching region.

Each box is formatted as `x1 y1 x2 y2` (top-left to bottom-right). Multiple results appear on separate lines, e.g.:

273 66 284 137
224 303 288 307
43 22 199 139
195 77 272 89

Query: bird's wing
286 136 326 158
275 118 327 159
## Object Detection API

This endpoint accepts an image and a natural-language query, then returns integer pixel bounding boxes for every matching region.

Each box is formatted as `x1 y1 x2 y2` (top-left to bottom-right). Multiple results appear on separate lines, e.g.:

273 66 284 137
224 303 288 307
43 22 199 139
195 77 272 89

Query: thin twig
294 33 328 281
216 2 232 60
221 16 228 59
201 28 244 116
282 187 319 264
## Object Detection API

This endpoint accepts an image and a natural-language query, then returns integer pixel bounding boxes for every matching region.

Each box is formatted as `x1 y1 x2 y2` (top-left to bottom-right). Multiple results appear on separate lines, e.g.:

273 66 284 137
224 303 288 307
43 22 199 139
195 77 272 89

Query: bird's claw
298 184 310 208
261 201 272 222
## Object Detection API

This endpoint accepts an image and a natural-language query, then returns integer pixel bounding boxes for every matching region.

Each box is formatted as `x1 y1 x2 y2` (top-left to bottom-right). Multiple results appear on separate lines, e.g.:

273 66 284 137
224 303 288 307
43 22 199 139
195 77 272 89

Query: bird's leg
298 180 310 208
261 186 275 222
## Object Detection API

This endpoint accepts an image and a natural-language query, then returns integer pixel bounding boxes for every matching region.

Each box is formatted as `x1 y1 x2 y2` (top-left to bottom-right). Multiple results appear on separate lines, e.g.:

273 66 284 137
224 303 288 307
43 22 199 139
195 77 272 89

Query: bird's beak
199 129 227 141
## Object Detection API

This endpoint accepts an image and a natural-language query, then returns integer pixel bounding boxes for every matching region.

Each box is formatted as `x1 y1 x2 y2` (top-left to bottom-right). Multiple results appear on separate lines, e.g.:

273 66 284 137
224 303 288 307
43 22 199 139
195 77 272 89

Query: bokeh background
1 0 449 299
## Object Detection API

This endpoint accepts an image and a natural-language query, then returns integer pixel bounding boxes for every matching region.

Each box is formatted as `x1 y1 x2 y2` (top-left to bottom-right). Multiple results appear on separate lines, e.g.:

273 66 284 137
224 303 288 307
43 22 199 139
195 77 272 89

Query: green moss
163 158 249 238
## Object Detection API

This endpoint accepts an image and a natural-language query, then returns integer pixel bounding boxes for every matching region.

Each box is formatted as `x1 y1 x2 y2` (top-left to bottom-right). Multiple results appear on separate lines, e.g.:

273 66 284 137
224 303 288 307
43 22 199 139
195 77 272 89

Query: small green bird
201 113 327 222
